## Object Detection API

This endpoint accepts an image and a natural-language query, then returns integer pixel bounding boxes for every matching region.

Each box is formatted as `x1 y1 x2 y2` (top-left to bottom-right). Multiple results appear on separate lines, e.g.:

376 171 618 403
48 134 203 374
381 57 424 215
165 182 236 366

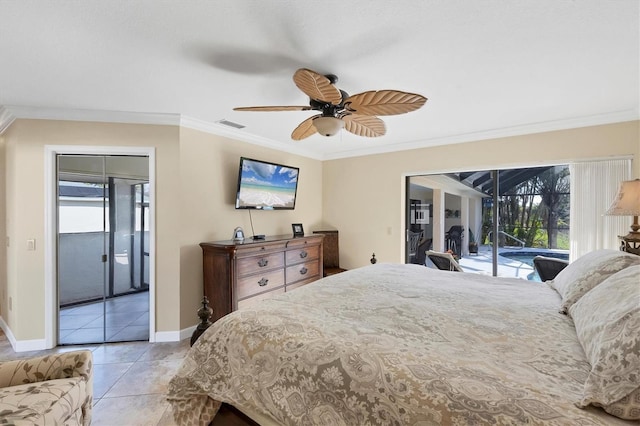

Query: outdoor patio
449 245 569 281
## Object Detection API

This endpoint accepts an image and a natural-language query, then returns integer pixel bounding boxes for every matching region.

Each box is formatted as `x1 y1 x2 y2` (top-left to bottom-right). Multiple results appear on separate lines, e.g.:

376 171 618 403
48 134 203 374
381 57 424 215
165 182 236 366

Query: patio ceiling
446 167 553 196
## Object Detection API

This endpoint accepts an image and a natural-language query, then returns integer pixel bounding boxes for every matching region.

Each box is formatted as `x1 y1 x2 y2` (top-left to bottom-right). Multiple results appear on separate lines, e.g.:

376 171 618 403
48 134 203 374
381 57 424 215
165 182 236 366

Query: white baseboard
180 325 197 342
0 316 14 346
14 339 47 352
155 325 195 343
0 316 47 352
1 315 195 348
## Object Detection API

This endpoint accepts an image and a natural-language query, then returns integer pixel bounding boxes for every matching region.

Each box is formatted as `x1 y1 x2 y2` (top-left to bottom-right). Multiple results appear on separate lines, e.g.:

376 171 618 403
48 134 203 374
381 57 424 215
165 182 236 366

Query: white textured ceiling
1 1 638 160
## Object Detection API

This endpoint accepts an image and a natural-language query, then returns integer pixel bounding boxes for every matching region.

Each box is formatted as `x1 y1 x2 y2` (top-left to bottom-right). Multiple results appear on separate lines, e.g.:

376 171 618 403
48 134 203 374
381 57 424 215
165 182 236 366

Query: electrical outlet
27 239 36 251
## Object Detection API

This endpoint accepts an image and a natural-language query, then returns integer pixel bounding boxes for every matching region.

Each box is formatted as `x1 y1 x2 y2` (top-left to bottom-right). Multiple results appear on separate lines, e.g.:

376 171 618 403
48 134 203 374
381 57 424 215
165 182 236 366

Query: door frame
44 145 156 348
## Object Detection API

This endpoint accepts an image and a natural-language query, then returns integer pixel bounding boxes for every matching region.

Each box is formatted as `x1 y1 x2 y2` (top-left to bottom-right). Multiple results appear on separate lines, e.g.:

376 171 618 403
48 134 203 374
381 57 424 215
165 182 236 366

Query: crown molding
321 108 640 160
0 105 181 128
0 106 16 134
1 105 637 161
179 116 323 160
0 105 322 159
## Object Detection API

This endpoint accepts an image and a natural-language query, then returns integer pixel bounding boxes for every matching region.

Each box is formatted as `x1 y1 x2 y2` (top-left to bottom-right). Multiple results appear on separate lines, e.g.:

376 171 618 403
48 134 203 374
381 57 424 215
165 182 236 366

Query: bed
168 249 640 425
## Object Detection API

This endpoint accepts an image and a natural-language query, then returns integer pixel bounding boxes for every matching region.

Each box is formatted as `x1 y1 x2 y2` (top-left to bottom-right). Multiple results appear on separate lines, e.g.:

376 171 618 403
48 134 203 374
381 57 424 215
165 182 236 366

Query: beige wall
0 119 324 342
0 136 6 322
177 127 323 329
323 120 640 268
2 119 181 340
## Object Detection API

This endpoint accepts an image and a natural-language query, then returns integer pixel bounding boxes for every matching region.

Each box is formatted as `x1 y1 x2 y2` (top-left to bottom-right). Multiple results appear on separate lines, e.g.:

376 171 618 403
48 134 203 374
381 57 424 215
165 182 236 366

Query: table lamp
606 178 640 254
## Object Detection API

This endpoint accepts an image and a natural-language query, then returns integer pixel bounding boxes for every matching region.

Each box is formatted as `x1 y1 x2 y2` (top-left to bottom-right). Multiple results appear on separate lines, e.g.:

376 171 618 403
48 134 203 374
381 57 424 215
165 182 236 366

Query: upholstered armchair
0 350 93 425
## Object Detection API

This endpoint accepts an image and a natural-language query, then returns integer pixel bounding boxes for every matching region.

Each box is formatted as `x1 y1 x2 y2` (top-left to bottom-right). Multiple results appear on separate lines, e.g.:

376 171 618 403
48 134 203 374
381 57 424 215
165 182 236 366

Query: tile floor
0 325 190 425
60 291 150 344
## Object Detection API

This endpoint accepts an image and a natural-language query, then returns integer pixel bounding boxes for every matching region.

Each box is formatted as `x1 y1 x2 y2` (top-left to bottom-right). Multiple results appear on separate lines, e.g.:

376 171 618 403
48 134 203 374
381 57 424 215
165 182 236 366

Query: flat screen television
235 157 299 210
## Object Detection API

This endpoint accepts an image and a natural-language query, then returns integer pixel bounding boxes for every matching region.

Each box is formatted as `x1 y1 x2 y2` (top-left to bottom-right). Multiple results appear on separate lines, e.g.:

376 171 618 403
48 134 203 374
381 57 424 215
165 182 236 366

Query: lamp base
630 215 640 234
618 215 640 255
618 234 640 256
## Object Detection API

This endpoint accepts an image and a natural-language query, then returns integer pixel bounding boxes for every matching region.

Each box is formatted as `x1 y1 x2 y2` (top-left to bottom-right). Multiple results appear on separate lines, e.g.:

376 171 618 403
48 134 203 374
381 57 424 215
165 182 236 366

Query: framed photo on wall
292 223 304 237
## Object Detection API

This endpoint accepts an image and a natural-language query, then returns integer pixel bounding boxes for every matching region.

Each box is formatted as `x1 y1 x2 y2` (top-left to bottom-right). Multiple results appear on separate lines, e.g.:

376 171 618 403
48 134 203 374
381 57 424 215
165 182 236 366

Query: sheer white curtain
569 158 632 260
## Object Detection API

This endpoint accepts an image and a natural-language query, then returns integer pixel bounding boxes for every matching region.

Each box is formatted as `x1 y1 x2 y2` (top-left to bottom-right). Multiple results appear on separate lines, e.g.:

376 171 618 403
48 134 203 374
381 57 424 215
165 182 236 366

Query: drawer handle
258 258 269 267
299 251 308 259
300 267 308 275
258 278 269 287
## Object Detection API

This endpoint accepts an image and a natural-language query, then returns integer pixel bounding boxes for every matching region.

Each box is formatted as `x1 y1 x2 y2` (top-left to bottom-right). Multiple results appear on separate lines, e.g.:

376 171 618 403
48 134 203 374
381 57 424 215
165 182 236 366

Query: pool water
500 251 569 281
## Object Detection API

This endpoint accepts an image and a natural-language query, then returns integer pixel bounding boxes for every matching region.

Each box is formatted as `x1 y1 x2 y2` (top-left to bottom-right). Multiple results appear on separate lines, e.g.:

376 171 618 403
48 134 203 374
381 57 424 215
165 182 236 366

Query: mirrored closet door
57 155 150 344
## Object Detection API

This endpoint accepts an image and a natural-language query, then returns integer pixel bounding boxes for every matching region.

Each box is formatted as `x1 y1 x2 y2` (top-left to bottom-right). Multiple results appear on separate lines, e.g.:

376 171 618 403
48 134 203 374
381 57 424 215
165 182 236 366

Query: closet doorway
57 155 150 344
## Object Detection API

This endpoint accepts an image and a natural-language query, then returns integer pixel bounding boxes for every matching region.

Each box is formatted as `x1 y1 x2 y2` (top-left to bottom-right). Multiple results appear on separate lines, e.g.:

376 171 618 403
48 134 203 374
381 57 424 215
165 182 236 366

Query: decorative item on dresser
606 178 640 255
312 230 347 276
200 234 324 322
231 226 245 242
292 223 304 237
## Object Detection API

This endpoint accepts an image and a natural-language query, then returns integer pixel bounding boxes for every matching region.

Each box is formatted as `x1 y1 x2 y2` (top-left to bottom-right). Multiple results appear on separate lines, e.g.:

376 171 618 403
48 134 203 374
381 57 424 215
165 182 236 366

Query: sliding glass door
406 166 571 280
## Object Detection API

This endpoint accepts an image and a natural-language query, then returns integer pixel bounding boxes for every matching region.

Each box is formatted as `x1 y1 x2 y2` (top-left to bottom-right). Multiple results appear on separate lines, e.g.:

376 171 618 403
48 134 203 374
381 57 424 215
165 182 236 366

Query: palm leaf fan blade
343 115 386 137
291 115 320 140
345 90 427 116
293 68 342 105
233 106 312 112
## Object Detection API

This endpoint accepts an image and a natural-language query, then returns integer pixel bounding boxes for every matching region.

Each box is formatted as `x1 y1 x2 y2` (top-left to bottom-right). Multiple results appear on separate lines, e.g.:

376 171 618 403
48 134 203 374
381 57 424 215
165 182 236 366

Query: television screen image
235 157 299 209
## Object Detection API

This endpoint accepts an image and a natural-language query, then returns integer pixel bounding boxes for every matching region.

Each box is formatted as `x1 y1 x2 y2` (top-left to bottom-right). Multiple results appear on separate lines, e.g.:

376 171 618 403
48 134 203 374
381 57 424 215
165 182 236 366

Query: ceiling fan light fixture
313 116 344 137
234 68 427 140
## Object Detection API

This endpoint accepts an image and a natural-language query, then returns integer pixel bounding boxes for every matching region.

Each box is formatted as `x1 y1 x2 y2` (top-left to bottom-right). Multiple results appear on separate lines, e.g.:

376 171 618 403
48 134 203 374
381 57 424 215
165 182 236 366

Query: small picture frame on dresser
292 223 304 237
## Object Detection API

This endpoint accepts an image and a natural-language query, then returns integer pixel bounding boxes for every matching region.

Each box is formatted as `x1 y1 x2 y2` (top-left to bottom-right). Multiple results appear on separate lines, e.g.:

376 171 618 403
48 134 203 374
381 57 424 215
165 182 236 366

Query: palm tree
537 166 570 248
494 166 569 249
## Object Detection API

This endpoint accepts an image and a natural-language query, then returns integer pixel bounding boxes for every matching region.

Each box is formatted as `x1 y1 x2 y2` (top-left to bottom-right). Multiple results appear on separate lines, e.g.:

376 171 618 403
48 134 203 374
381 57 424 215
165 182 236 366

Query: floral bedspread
167 263 628 425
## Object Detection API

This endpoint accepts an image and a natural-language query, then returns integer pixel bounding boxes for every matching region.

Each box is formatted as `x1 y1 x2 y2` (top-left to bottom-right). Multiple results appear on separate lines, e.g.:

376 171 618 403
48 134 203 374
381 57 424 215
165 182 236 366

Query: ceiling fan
233 68 427 140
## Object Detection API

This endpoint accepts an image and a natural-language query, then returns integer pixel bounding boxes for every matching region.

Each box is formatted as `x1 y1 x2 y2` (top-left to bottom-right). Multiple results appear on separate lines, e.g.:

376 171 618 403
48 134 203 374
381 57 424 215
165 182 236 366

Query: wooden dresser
200 234 324 322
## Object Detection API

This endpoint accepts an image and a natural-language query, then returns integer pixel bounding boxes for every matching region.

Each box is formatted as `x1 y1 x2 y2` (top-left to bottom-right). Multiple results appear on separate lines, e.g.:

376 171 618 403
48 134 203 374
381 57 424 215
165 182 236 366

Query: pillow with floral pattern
569 265 640 420
548 249 640 314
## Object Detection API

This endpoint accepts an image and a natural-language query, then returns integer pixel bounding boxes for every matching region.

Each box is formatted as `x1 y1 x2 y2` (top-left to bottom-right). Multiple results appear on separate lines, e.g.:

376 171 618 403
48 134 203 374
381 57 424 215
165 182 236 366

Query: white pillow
569 265 640 420
548 249 640 314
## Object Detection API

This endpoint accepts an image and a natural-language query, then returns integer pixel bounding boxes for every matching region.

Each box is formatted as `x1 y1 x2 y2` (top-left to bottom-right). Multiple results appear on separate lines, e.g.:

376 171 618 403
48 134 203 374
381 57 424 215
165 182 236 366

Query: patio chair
445 226 464 258
533 255 569 282
427 250 464 272
408 230 423 263
413 238 433 265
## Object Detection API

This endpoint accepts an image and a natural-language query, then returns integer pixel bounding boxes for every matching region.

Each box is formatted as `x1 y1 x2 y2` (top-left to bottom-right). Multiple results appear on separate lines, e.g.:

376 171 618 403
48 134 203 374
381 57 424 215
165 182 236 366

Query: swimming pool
500 250 569 281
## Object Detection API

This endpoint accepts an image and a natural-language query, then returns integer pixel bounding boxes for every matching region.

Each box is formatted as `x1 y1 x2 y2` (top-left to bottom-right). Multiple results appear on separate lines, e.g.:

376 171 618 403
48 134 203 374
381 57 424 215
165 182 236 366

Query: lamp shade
313 116 344 137
606 179 640 216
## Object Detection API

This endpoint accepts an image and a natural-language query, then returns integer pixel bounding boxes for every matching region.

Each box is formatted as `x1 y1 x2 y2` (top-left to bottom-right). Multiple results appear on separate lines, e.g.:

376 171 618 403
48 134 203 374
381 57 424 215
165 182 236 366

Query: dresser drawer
237 269 285 300
237 288 285 310
286 260 320 285
286 245 319 265
237 252 284 277
237 241 288 256
286 278 316 292
287 236 322 249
